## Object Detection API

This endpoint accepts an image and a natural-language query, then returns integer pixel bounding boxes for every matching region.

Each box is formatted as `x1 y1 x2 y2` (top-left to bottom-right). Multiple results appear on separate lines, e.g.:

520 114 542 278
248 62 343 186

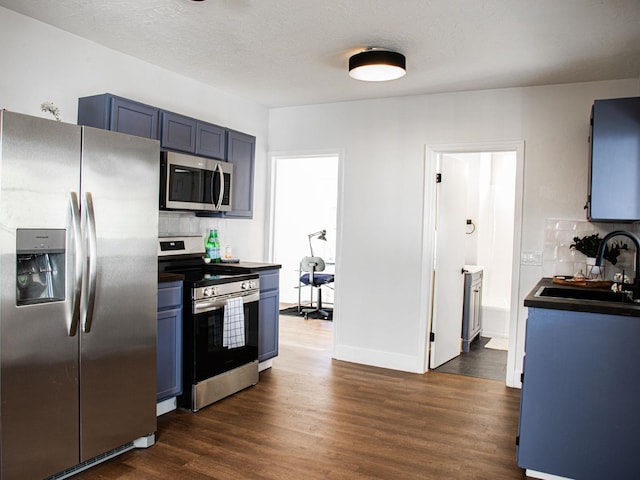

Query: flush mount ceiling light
348 48 406 82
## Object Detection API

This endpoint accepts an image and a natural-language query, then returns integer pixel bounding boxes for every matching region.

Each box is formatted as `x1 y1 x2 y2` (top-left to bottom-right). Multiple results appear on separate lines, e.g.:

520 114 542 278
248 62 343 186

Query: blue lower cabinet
258 269 279 362
157 281 183 401
517 307 640 479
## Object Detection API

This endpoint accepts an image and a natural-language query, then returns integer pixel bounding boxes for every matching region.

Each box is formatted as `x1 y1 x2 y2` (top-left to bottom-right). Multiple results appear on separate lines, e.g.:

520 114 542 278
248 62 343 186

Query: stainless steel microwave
160 151 233 212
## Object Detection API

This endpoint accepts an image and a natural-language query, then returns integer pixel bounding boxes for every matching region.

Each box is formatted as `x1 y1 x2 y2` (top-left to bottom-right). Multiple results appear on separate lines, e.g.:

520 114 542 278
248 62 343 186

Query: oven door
192 292 259 382
160 151 233 212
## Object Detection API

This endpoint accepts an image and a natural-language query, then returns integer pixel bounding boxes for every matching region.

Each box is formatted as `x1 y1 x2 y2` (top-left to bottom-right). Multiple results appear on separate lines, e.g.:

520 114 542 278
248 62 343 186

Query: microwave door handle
215 163 225 210
82 192 98 333
206 164 220 209
68 192 82 337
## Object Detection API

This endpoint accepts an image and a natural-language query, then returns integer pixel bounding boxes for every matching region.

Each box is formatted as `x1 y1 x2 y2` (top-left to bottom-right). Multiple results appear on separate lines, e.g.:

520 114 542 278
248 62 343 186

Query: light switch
521 250 542 266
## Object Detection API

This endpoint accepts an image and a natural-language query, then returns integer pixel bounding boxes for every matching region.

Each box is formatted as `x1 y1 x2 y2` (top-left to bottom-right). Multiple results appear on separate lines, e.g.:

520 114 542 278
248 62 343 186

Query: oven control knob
203 287 215 297
242 281 254 290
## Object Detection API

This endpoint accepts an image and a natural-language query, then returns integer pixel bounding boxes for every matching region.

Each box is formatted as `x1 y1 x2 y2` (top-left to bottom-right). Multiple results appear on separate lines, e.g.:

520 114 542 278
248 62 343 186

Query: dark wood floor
433 336 508 381
73 315 526 479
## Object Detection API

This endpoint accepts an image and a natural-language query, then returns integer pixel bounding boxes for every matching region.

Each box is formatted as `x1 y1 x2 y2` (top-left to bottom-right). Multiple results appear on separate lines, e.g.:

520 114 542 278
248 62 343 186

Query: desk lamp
308 230 327 256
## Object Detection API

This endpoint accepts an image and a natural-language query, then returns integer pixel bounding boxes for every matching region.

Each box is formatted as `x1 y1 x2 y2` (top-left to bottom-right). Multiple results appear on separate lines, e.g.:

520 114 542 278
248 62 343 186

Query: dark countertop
205 261 282 274
158 272 185 283
524 277 640 317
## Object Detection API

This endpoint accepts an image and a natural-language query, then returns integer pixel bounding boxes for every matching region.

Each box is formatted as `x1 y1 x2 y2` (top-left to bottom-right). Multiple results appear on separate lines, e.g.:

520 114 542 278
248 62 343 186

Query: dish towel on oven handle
223 296 245 348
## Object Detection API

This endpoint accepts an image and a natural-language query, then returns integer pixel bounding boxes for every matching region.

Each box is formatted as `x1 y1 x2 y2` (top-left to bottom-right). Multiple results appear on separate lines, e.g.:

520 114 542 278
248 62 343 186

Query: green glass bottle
212 229 221 263
205 230 216 259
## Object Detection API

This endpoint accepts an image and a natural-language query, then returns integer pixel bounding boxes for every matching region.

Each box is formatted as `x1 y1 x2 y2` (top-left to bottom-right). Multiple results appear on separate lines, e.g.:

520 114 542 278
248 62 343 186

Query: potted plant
570 233 627 265
571 233 628 279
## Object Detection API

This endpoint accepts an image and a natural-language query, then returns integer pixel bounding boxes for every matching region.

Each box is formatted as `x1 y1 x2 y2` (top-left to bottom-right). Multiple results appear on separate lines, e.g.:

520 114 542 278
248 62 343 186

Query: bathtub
481 302 510 338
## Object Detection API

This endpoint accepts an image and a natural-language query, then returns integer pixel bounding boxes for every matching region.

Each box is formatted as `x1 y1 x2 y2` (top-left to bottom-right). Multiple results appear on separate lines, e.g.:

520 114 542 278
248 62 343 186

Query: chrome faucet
596 230 640 297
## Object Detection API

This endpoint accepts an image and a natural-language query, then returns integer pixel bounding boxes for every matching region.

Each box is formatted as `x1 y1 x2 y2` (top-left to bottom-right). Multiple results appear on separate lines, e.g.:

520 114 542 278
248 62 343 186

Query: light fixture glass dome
349 49 406 82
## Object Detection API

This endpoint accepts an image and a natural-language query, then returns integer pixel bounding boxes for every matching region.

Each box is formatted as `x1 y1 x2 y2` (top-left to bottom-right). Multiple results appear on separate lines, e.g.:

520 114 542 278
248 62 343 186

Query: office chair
298 256 334 319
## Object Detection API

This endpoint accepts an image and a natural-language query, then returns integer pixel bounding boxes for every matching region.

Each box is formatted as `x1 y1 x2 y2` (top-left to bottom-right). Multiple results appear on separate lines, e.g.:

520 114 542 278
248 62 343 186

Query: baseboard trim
333 344 423 373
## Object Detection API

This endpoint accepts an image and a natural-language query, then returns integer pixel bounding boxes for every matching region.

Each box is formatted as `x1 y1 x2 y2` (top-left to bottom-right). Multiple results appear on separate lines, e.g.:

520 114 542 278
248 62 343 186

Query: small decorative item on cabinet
40 101 61 121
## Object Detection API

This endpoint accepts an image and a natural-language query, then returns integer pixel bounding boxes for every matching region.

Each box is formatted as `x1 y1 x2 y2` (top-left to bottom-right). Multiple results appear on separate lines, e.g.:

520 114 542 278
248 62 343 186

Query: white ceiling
1 0 639 108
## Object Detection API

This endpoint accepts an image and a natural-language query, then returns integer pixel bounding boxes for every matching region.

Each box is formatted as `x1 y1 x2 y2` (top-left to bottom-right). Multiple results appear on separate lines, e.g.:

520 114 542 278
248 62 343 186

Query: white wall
0 7 269 261
268 79 640 382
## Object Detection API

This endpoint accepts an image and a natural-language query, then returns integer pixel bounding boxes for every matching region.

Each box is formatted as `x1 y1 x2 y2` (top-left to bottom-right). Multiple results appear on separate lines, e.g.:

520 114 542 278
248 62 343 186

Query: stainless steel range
158 236 259 412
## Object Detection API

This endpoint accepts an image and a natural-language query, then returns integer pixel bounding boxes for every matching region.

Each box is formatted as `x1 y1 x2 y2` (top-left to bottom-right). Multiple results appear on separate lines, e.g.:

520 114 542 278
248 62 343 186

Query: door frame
266 149 345 353
420 141 525 387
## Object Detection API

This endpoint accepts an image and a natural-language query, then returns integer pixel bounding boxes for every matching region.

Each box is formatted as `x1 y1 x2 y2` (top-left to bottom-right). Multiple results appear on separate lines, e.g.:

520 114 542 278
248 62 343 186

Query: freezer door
0 111 82 480
79 126 159 461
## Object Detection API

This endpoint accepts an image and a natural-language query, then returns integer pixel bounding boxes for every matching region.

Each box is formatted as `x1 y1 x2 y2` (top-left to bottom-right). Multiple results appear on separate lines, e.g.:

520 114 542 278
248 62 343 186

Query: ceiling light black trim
348 49 406 82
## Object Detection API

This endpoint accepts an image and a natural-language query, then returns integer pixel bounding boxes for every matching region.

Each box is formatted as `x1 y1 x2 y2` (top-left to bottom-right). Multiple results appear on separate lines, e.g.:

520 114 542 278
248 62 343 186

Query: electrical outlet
521 250 542 266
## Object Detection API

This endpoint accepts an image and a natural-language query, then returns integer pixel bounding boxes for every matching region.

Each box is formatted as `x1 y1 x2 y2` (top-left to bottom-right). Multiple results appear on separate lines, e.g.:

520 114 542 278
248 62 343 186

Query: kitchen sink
535 286 636 304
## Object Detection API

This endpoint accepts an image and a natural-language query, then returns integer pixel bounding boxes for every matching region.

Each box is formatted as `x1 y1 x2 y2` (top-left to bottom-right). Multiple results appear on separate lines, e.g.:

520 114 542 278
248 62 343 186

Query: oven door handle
193 292 260 314
193 301 224 315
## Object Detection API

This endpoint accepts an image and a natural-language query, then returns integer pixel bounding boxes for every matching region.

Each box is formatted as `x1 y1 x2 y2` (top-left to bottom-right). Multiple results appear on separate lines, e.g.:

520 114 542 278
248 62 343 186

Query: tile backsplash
159 211 224 239
543 218 640 279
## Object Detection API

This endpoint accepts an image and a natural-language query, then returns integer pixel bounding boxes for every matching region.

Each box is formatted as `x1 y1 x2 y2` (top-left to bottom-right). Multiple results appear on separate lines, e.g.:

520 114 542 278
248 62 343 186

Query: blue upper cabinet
161 111 226 160
78 93 254 218
588 97 640 221
226 129 256 218
196 121 226 160
78 94 159 139
160 111 196 152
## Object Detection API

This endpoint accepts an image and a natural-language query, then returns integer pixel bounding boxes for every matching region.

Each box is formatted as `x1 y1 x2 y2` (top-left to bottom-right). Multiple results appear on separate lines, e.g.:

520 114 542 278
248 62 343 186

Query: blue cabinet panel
259 290 279 362
78 94 159 139
161 112 226 160
157 307 182 401
157 284 182 310
160 111 197 152
157 281 182 402
196 121 226 160
258 269 279 362
589 97 640 221
225 129 255 218
517 307 640 479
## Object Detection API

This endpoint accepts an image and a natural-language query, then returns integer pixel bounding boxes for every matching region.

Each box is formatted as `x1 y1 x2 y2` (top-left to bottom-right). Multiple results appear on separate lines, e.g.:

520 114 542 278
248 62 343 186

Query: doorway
424 142 524 384
268 154 339 317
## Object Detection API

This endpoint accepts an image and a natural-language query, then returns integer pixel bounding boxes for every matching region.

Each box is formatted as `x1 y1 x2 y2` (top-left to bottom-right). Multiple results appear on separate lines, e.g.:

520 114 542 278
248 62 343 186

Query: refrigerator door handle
69 192 82 336
82 192 98 333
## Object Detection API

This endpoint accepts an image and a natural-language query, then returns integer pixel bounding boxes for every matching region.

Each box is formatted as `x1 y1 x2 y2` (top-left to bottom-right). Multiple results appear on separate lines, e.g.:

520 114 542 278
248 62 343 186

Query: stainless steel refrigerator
0 110 159 480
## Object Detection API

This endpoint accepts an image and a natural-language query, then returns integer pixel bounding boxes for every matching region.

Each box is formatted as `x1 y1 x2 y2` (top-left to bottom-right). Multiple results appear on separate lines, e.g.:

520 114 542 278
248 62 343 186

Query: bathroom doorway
426 143 524 384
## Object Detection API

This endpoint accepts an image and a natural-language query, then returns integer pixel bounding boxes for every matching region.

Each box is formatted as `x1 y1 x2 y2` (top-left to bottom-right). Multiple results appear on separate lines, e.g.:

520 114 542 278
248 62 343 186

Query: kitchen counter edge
158 272 185 283
206 262 282 273
524 277 640 317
